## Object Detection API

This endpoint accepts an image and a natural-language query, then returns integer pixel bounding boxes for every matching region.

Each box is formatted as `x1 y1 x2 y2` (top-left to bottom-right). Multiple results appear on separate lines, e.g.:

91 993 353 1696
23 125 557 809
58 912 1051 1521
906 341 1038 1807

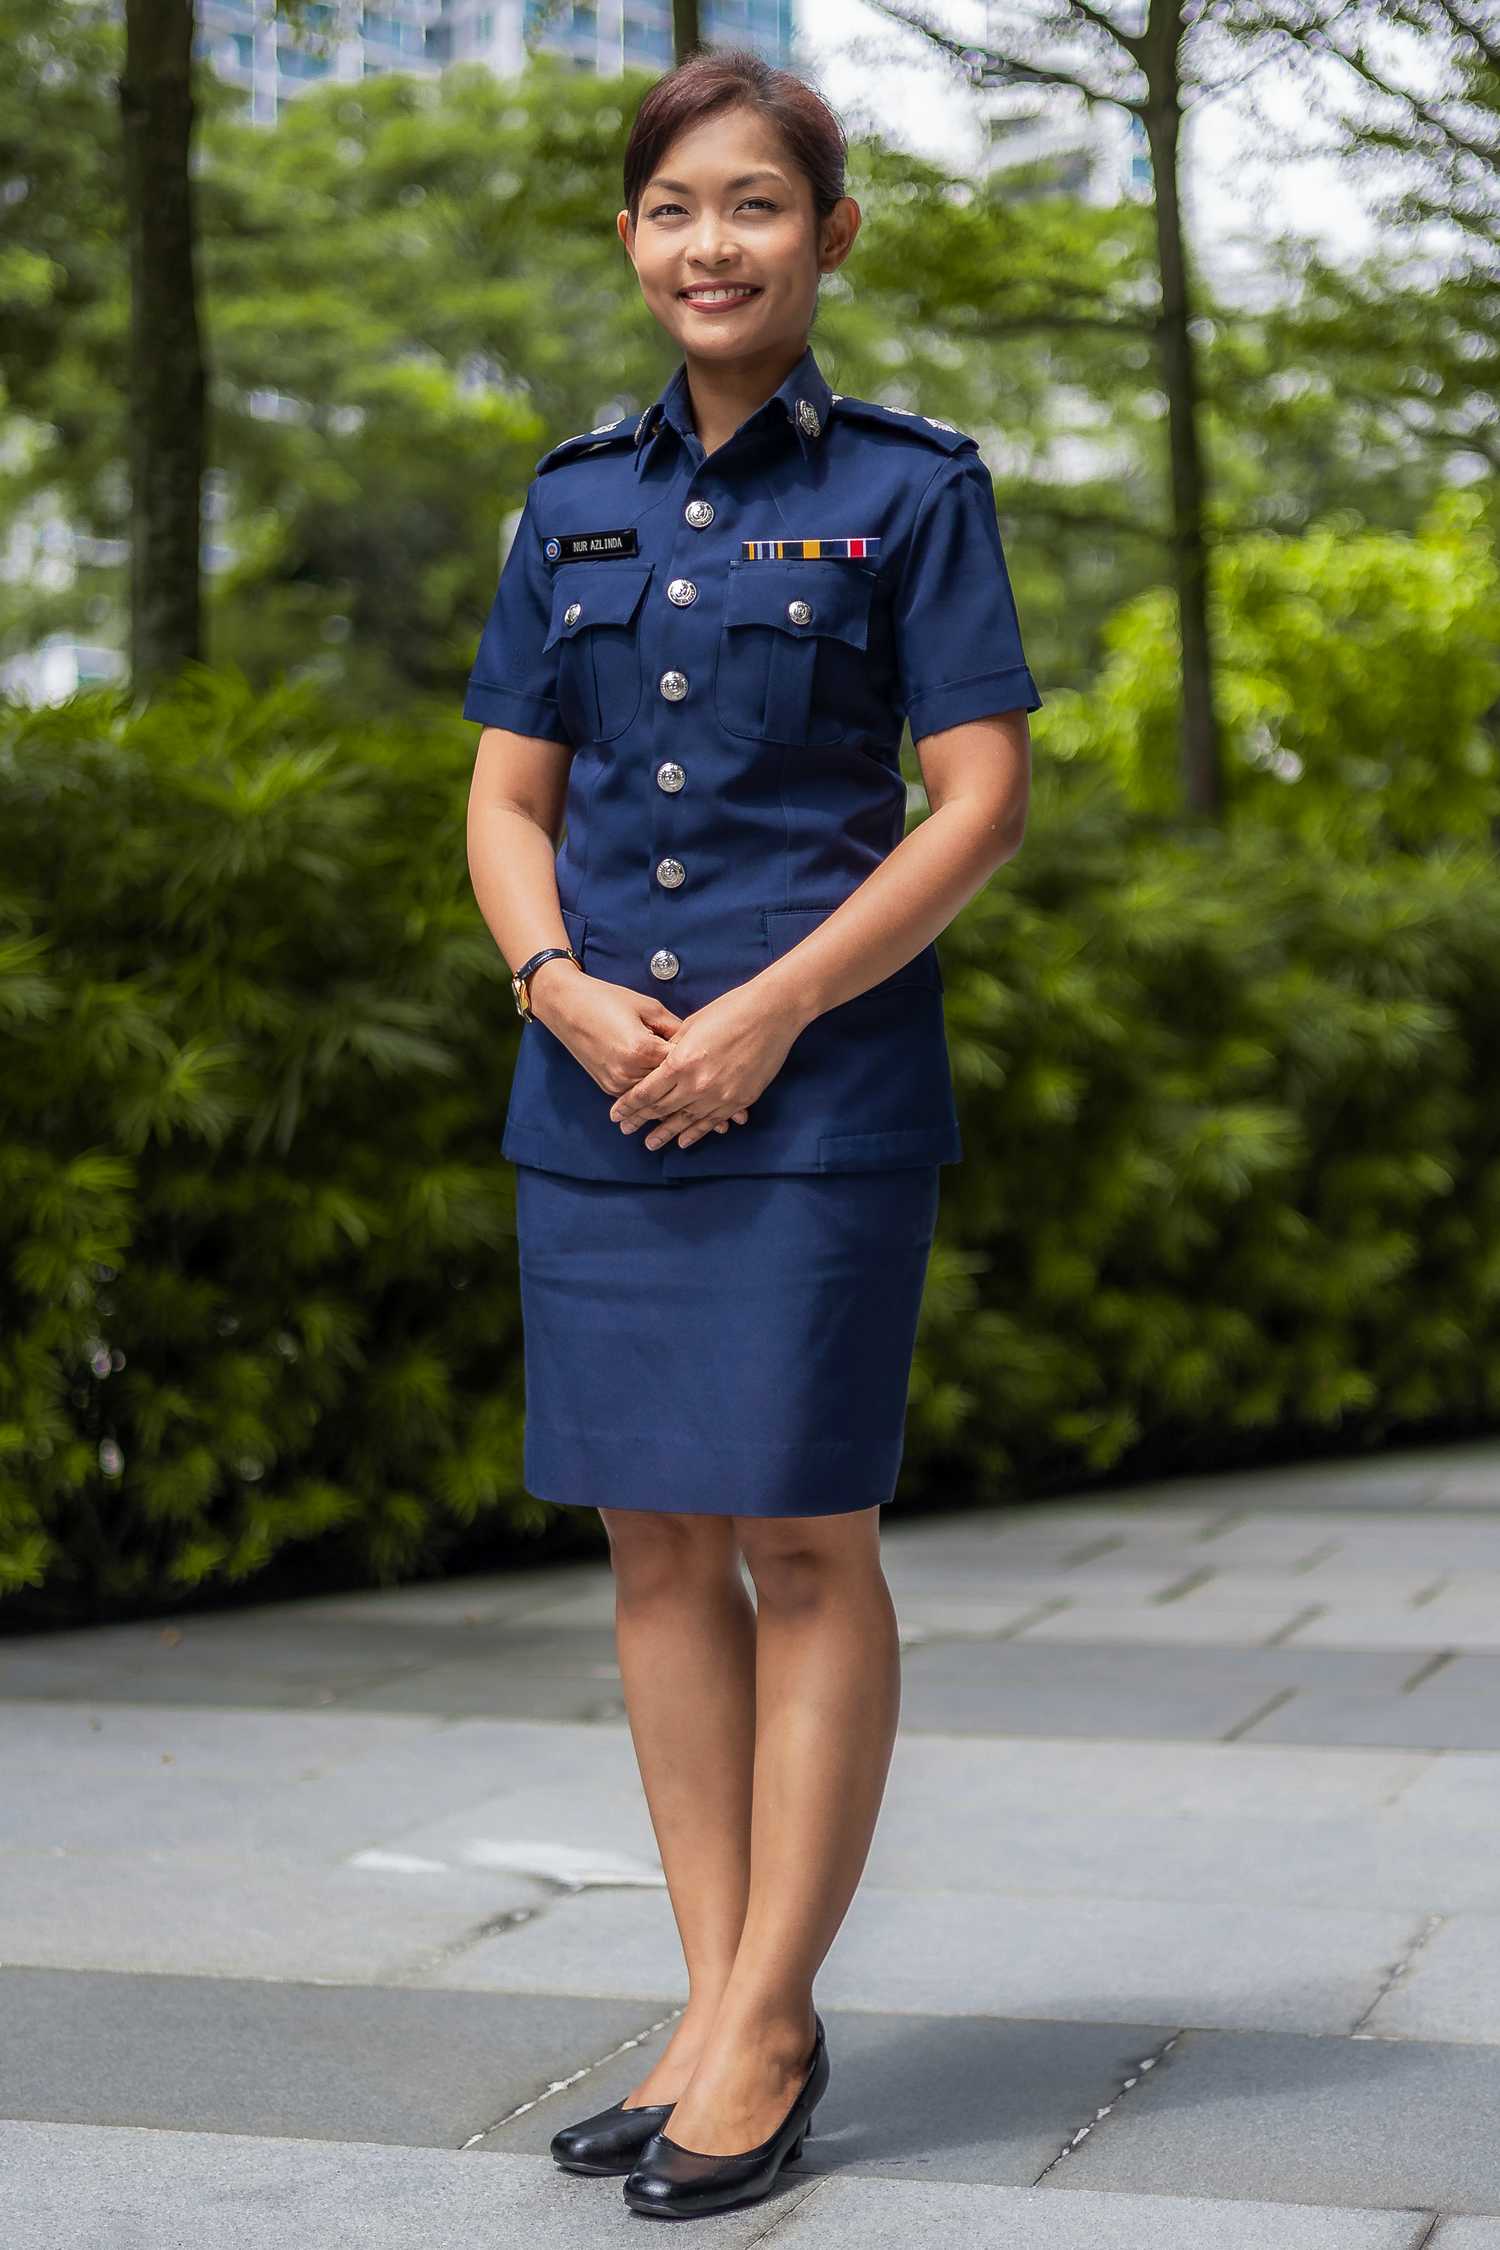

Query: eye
646 201 687 220
739 198 778 213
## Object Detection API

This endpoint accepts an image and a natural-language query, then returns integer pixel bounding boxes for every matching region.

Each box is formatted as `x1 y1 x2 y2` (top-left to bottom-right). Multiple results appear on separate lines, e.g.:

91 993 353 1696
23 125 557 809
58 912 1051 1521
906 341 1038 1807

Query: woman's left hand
607 984 804 1151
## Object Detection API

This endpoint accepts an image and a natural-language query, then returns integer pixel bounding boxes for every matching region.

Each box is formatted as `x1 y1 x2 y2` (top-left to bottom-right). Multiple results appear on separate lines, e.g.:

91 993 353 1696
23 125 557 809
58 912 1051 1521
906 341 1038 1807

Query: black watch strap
512 944 579 1020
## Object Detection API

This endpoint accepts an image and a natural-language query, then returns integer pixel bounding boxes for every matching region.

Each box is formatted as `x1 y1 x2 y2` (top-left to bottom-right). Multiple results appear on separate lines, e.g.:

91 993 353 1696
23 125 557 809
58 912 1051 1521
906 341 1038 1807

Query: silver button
650 948 680 981
667 577 698 606
563 600 582 627
656 761 686 793
659 669 689 702
787 598 813 626
684 498 714 528
795 398 821 437
655 857 685 889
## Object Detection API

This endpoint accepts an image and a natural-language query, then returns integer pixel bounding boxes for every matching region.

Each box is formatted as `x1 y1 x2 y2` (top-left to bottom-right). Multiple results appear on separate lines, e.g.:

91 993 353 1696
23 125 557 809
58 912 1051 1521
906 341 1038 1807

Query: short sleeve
462 485 569 739
893 449 1042 739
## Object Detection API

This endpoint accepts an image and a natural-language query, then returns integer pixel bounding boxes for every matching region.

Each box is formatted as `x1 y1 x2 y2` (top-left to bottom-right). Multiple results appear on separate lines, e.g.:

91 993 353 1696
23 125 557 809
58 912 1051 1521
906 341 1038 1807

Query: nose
684 213 737 267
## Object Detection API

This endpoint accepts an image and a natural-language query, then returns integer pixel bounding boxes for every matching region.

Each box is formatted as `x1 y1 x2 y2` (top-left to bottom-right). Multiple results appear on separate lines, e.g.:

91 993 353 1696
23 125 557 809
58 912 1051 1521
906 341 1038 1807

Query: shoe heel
788 2128 807 2162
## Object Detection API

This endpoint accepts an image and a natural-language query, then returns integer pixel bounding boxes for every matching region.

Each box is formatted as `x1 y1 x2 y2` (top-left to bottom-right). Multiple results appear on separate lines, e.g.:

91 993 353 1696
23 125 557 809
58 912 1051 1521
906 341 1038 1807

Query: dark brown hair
622 48 848 229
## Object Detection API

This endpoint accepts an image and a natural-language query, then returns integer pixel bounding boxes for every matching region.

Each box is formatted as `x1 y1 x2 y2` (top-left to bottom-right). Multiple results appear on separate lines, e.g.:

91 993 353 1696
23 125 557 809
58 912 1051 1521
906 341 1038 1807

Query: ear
818 194 860 275
617 208 634 261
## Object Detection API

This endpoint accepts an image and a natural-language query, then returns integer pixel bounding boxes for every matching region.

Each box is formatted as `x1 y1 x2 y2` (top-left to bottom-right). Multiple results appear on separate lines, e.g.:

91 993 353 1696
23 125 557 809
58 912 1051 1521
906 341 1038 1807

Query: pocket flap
724 562 875 649
543 561 653 649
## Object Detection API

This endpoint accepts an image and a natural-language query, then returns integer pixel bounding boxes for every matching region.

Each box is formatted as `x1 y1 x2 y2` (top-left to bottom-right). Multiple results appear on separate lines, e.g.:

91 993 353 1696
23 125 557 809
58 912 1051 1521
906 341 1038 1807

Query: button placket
653 481 720 984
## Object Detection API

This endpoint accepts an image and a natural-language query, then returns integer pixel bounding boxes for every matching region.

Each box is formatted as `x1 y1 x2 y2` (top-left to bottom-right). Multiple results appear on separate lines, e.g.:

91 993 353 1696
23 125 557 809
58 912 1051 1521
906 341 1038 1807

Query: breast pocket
715 562 876 746
544 561 653 745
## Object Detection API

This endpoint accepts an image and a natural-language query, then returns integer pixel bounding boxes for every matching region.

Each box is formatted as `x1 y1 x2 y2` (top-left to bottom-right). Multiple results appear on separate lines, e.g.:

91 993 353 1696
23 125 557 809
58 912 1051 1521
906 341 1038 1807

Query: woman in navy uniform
464 49 1038 2219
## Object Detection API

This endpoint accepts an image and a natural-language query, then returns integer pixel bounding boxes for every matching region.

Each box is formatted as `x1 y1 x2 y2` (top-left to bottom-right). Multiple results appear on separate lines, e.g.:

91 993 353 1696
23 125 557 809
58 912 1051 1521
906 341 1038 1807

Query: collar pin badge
795 398 821 438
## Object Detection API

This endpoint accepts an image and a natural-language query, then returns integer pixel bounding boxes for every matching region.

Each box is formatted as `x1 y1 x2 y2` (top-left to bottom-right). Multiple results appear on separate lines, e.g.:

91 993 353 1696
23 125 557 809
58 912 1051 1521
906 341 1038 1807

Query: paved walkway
4 1442 1500 2246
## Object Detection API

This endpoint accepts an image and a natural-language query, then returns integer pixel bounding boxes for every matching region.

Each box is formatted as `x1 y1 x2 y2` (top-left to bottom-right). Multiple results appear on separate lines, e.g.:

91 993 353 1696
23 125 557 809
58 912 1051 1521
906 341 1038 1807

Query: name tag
544 528 640 562
741 537 880 560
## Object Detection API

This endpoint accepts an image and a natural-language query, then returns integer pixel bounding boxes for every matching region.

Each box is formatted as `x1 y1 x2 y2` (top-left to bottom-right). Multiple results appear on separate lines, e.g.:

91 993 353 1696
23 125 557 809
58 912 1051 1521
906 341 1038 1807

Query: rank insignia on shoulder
543 527 641 562
741 537 881 561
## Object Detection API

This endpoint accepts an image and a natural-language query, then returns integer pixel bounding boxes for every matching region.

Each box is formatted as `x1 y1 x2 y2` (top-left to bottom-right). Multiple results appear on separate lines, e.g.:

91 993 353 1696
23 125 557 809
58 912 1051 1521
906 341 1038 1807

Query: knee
600 1507 738 1606
737 1528 841 1618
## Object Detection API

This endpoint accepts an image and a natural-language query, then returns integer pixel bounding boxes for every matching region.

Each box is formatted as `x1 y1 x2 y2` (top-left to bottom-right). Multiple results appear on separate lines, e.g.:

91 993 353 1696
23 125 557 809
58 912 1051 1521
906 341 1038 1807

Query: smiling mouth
678 284 762 305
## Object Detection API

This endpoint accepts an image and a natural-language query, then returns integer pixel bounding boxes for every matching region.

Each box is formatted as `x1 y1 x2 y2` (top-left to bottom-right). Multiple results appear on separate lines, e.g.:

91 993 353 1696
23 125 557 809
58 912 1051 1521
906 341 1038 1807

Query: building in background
975 0 1151 205
193 0 794 123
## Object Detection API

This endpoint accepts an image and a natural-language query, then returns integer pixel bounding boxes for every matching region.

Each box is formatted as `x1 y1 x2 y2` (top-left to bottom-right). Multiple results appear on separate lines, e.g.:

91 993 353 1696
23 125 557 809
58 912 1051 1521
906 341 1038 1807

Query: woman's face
618 104 858 367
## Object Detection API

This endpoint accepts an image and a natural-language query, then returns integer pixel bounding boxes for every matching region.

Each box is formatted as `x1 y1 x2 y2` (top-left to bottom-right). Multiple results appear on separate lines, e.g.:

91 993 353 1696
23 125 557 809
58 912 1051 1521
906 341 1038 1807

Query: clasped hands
529 961 805 1153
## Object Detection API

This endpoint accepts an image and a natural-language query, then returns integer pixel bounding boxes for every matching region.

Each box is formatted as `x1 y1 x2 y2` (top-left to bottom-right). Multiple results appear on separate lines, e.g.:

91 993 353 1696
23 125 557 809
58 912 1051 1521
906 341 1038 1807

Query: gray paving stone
891 1598 1083 1640
0 1846 541 1981
0 1706 636 1862
894 1639 1415 1741
770 2175 1437 2247
884 1730 1432 1820
421 1877 1420 2037
1245 1656 1500 1753
867 1798 1500 1915
1011 1603 1315 1646
331 1641 628 1722
1362 1914 1500 2042
1054 2025 1500 2213
0 1623 629 1722
1391 1753 1500 1826
1279 1611 1500 1653
0 1700 436 1784
0 1970 666 2149
0 2125 818 2250
282 1563 600 1624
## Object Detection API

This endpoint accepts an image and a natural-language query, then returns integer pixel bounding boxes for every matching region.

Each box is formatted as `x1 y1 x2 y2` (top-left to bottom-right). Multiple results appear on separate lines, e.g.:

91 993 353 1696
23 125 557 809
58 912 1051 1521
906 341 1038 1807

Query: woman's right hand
527 962 750 1132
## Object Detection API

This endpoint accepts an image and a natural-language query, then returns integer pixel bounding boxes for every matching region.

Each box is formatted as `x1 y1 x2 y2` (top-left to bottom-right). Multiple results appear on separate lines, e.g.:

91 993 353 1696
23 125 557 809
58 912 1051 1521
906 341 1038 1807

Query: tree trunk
673 0 703 64
1142 3 1221 818
119 0 205 698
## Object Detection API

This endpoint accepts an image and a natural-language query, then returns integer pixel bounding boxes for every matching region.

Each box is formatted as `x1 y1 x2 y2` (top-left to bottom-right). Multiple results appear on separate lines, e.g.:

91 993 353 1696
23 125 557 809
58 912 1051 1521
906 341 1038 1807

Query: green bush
1042 489 1500 846
1 667 538 1622
3 668 1499 1623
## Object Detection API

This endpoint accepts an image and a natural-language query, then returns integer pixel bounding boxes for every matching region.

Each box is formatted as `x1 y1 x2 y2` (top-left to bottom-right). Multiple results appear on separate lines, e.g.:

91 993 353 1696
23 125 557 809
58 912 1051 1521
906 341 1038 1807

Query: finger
671 1106 740 1149
642 1107 701 1150
613 1071 685 1129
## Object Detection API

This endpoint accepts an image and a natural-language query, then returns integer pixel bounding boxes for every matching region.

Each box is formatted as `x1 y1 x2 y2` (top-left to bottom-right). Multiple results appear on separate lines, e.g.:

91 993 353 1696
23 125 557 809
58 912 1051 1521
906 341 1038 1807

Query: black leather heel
550 2094 675 2175
621 2013 828 2218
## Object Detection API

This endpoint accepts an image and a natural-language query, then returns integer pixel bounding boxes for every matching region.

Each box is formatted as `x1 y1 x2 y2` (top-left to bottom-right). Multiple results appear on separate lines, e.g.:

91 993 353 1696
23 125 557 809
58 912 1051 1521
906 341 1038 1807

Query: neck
683 338 808 456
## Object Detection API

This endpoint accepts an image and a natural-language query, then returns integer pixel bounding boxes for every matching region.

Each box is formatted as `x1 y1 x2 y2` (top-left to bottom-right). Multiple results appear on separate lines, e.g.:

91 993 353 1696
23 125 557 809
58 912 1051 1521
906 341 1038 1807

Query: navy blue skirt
513 1162 942 1517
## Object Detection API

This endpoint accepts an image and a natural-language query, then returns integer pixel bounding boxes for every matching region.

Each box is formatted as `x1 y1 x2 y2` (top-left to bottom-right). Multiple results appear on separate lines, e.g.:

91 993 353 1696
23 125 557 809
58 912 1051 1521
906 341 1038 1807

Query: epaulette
828 394 977 454
534 418 637 475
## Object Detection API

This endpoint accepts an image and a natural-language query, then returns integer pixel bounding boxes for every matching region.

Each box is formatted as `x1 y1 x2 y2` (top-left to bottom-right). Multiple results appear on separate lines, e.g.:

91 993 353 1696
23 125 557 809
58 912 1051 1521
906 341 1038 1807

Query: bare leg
600 1504 759 2108
659 1504 900 2154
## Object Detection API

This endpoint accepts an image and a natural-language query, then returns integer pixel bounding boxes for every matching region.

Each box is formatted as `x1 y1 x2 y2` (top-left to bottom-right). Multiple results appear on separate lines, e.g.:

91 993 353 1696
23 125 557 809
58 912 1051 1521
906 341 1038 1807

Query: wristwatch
511 944 580 1022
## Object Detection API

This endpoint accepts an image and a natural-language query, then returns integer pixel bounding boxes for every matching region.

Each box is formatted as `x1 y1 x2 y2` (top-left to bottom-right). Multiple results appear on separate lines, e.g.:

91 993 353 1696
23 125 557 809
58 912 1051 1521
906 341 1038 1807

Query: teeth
683 287 758 303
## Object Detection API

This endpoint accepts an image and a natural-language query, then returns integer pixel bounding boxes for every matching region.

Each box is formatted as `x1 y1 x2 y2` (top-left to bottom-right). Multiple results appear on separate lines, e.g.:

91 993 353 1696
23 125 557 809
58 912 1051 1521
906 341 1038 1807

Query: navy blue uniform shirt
465 342 1042 1183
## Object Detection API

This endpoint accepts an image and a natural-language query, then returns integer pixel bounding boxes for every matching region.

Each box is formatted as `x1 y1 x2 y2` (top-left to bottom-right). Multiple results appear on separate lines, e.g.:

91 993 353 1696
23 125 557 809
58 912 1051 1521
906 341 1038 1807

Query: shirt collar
633 343 835 475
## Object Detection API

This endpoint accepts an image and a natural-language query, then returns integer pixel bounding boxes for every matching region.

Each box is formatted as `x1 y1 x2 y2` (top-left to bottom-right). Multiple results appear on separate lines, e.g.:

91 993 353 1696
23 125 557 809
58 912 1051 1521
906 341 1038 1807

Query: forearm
753 793 1022 1033
465 753 579 1013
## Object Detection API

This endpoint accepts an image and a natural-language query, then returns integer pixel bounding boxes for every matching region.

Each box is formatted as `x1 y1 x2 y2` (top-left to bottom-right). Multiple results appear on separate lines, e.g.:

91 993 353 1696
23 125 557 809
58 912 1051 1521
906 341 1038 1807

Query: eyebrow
645 171 789 194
